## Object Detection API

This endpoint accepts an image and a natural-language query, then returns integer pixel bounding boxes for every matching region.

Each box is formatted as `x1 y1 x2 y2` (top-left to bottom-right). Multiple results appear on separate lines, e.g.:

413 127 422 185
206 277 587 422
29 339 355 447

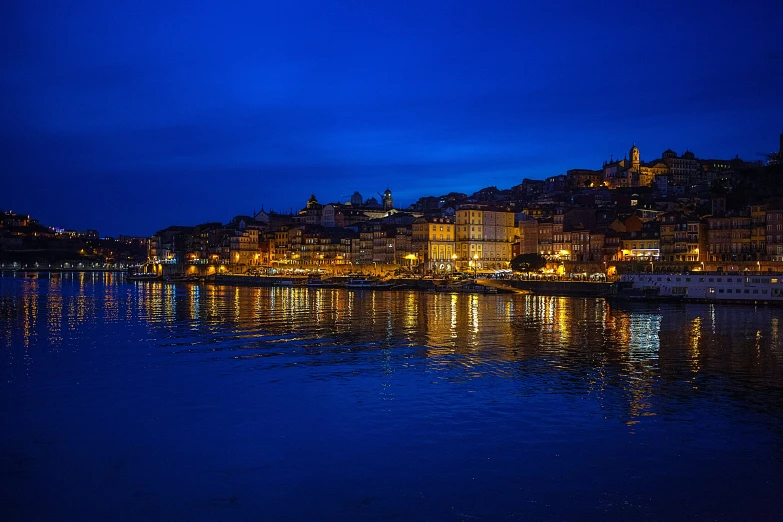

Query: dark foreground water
2 273 782 521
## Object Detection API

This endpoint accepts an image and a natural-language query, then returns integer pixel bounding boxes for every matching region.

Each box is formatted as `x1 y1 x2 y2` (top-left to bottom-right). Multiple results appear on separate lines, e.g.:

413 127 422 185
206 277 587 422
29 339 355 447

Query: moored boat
614 273 783 304
432 280 498 294
126 273 162 282
344 278 393 289
163 274 201 283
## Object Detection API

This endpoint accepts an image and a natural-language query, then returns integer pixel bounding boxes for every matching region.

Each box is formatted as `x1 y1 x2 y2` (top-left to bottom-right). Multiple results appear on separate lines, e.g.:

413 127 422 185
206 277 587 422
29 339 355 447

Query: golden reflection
556 297 570 346
689 317 702 373
235 287 241 323
404 293 417 331
450 294 457 336
470 294 479 334
104 279 118 323
22 279 39 349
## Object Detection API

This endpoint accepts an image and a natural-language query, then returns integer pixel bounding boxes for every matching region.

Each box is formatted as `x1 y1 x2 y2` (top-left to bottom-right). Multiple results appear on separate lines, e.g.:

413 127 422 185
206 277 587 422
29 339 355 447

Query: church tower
382 188 393 211
630 144 640 169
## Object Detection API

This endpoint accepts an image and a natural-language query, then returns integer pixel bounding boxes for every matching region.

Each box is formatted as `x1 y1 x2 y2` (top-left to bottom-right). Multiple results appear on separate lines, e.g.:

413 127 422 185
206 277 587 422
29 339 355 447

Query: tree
510 253 547 273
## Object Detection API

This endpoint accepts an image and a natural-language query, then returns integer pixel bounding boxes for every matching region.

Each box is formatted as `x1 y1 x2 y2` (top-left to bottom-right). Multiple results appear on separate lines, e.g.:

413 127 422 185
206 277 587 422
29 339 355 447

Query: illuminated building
602 144 668 188
455 205 515 271
412 216 456 273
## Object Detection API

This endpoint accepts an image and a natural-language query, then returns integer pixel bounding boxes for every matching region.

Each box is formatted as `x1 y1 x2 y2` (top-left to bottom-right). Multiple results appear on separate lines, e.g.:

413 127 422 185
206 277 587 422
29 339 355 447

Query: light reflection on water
1 273 783 520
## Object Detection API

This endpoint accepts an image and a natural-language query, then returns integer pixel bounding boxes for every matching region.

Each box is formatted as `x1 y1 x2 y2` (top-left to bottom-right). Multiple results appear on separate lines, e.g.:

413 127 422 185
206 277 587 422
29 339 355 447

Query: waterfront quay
139 271 615 297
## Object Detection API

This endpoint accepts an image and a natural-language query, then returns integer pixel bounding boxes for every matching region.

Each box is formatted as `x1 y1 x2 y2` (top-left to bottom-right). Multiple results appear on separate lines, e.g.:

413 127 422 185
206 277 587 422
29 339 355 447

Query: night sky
3 1 782 237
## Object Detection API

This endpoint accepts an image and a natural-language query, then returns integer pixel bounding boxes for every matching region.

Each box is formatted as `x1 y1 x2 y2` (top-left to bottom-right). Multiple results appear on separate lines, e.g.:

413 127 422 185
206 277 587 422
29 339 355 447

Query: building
766 208 783 260
455 205 515 271
412 216 456 273
662 149 700 186
228 226 259 268
518 219 539 255
602 144 669 188
298 194 323 226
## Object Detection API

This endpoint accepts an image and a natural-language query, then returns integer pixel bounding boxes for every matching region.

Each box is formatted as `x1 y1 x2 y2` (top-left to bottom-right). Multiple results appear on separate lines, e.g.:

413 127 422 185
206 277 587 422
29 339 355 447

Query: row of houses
519 203 783 264
148 198 783 274
148 204 518 273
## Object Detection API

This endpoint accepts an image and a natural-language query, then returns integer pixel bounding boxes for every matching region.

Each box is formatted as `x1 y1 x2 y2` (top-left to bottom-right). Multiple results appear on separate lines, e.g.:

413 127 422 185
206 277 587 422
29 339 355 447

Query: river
1 272 782 520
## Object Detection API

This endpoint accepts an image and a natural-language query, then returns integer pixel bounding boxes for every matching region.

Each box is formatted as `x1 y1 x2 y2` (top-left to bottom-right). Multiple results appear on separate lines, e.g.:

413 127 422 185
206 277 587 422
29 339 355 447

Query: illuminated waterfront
1 273 782 520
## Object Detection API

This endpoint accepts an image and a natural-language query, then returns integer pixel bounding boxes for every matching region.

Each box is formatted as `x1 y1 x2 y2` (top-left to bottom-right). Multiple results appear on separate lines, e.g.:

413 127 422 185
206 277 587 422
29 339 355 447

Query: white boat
615 273 783 304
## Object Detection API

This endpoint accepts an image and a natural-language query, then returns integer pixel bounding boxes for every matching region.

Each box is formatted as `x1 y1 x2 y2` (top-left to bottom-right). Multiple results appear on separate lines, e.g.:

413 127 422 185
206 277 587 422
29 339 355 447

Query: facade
766 209 783 260
518 219 539 255
662 149 700 185
455 205 515 271
228 227 259 268
371 223 411 265
706 215 753 262
412 217 456 273
751 204 766 259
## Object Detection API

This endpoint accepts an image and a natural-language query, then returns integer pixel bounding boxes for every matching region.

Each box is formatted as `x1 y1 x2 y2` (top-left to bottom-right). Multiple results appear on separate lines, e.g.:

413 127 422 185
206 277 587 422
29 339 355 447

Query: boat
613 273 783 304
344 278 393 289
610 279 684 302
126 273 161 282
163 274 201 283
305 278 340 288
432 280 498 294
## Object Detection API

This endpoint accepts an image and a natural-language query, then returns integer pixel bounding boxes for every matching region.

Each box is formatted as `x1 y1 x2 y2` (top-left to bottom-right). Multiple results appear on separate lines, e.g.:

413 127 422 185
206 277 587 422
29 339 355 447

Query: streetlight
472 253 478 279
451 254 458 276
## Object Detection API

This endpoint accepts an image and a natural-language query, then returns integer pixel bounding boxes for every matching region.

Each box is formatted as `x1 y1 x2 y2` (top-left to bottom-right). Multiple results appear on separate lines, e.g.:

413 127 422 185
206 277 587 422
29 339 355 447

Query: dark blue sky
3 1 782 236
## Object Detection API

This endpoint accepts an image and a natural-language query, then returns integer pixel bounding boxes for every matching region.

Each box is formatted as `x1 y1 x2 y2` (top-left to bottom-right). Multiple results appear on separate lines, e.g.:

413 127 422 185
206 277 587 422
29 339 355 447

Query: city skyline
3 1 783 236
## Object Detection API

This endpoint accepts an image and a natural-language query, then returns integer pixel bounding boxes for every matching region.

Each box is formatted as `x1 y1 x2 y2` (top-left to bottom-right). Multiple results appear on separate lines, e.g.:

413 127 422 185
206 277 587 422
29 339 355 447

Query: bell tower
630 144 640 169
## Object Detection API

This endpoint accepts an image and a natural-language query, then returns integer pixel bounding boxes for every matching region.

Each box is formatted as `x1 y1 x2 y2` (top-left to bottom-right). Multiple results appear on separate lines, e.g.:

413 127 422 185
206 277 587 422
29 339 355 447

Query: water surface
1 273 782 520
